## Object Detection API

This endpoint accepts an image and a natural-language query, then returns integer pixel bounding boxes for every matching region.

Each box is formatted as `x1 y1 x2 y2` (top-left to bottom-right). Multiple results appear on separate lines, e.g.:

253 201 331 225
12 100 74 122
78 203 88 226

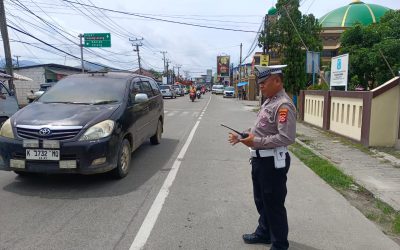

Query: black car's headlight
0 119 15 139
79 120 115 141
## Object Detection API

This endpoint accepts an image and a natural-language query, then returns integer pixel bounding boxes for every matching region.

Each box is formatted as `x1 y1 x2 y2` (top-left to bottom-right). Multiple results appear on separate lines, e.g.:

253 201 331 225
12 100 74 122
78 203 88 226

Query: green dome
319 1 391 28
268 6 277 15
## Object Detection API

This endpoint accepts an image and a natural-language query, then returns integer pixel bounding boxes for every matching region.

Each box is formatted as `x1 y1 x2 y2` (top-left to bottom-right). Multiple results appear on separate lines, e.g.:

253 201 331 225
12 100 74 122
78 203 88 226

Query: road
0 93 398 250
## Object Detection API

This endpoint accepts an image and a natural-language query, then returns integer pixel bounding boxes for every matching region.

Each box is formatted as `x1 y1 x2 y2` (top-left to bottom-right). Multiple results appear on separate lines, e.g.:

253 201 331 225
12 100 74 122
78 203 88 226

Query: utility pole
78 34 84 73
263 15 268 55
160 51 167 76
14 55 20 68
176 65 181 81
0 0 14 91
166 59 170 84
239 43 243 83
130 38 144 75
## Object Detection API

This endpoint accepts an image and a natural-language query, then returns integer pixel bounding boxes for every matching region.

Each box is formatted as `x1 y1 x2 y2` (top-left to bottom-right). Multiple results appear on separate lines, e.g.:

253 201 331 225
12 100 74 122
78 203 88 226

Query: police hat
255 65 287 84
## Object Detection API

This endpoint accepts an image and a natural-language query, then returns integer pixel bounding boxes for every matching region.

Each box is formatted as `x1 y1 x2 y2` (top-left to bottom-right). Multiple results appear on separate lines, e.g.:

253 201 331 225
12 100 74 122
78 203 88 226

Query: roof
268 7 277 15
15 63 82 71
319 1 392 28
67 71 141 80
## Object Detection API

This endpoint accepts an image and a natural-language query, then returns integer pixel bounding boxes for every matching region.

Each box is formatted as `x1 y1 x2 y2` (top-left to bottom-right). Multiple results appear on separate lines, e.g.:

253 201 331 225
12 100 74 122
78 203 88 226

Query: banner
217 56 230 77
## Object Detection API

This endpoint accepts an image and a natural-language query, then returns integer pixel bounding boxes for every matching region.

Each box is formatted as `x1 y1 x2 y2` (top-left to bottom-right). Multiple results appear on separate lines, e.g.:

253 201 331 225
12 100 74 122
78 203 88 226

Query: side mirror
134 93 149 103
9 90 15 96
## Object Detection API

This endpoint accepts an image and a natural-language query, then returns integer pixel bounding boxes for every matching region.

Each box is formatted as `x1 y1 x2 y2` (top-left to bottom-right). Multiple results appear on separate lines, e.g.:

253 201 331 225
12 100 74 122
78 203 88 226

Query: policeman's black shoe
242 233 271 244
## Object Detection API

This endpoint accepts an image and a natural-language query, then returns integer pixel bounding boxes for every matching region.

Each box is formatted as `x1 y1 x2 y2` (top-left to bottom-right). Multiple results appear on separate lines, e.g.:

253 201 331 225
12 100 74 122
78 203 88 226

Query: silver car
160 85 176 99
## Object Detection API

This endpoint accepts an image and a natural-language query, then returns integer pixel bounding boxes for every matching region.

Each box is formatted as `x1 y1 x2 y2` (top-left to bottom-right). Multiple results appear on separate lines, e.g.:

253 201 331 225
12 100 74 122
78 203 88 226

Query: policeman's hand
228 132 240 145
240 133 255 147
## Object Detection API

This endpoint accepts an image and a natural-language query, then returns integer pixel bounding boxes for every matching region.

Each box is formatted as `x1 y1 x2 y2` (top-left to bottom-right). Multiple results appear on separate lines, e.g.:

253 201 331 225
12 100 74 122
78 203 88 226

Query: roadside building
12 64 82 105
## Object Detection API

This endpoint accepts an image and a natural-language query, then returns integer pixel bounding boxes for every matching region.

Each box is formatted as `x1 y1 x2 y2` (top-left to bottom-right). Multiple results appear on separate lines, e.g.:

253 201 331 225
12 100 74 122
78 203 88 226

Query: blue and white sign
330 54 349 89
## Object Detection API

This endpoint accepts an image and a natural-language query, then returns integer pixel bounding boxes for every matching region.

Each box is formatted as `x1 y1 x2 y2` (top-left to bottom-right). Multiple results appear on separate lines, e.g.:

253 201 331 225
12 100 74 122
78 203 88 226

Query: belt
249 147 288 158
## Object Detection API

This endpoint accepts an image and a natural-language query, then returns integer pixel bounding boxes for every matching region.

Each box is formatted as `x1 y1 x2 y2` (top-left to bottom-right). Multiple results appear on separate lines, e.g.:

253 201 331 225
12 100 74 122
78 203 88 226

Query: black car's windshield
39 77 127 104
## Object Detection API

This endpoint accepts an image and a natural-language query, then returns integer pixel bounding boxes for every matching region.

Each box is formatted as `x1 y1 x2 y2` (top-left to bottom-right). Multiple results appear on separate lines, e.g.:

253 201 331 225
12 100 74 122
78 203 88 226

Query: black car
0 72 164 179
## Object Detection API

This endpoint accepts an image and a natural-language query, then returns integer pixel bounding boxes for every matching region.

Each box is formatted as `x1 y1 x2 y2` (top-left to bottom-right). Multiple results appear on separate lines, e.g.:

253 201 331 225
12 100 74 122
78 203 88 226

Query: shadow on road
289 241 321 250
2 138 179 199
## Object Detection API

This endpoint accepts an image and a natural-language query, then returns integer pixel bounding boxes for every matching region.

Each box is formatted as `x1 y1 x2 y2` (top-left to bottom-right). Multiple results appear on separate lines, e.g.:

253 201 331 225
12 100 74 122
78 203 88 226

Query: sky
1 0 399 78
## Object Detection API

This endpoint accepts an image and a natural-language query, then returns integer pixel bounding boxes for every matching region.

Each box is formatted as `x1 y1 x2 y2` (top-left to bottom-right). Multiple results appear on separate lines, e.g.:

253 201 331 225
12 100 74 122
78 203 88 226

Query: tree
340 10 400 90
148 68 162 80
258 0 322 95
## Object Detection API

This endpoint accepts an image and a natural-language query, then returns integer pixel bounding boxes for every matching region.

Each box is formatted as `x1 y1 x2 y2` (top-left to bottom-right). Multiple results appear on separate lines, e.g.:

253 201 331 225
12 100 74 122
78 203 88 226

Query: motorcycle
189 92 196 102
196 90 201 99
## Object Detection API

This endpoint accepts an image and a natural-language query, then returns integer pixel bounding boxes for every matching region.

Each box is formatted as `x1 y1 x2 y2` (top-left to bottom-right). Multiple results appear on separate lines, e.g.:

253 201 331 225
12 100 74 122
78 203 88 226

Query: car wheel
111 139 131 179
150 120 162 145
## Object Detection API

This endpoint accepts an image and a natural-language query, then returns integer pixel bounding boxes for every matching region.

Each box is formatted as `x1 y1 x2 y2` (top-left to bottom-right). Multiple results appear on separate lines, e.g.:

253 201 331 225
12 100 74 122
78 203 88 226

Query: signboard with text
260 54 270 66
330 54 349 88
217 56 230 77
84 33 111 48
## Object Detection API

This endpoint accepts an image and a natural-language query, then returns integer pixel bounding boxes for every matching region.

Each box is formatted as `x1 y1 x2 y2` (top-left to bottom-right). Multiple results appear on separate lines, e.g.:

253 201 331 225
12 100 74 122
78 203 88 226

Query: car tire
150 120 162 145
111 139 131 179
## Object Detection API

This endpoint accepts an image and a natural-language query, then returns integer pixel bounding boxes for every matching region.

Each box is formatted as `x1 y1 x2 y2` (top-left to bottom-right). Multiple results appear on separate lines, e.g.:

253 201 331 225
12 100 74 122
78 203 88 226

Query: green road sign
84 33 111 48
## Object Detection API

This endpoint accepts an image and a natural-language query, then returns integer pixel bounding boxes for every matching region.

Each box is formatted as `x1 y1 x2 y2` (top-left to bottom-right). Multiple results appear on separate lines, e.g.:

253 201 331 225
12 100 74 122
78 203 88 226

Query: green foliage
148 69 162 79
340 10 400 89
307 82 329 90
258 0 322 95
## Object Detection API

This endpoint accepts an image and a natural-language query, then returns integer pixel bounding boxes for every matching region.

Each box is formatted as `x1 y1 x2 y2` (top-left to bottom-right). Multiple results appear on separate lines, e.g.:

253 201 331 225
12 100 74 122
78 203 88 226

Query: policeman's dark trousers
251 153 290 250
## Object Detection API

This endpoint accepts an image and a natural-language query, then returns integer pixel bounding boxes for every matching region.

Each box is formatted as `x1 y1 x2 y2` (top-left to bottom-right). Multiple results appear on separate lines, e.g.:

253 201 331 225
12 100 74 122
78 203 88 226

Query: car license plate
26 149 60 161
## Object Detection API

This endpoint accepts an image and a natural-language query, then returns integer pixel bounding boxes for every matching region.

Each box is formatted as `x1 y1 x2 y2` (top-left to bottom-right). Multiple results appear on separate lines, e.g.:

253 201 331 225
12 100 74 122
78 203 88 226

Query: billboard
330 54 349 89
217 56 230 77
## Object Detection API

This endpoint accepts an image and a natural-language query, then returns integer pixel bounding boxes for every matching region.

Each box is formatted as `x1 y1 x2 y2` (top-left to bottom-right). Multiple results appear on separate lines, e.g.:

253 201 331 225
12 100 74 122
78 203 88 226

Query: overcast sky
1 0 399 77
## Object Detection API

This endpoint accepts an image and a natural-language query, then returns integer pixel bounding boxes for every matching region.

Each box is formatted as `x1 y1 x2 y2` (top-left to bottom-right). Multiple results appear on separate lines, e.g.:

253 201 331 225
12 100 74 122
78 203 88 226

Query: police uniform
246 65 296 250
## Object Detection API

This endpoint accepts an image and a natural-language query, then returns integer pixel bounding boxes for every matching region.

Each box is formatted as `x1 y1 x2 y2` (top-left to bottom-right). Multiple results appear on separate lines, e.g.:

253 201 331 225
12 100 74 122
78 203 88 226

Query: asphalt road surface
0 93 398 250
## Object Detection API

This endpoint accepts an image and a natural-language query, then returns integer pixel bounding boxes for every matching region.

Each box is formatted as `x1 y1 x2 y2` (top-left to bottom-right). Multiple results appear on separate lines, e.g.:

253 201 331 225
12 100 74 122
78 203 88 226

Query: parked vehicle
223 86 235 98
0 72 164 179
212 85 224 95
160 85 177 99
27 82 57 103
0 81 19 126
173 85 185 96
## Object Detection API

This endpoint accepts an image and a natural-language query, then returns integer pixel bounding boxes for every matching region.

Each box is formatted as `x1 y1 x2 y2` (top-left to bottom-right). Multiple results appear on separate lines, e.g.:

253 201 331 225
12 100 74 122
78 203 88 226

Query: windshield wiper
91 100 119 105
42 101 91 105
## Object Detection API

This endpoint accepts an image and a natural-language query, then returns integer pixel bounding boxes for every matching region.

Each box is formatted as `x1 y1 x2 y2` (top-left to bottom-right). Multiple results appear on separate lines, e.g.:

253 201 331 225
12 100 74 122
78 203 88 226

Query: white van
0 81 19 126
212 85 224 95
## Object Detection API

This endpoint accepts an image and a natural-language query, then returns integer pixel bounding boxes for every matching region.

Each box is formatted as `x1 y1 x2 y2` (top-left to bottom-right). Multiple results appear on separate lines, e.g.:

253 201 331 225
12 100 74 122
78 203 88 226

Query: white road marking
129 95 212 250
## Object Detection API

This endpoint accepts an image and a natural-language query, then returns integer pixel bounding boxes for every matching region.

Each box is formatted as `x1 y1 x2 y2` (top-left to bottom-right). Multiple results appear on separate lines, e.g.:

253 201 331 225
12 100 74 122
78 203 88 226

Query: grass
289 142 400 237
290 143 353 189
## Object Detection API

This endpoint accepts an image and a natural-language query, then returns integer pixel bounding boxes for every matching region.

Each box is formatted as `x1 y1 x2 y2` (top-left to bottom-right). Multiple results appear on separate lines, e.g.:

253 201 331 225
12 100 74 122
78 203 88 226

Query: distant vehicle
173 85 185 96
0 81 19 126
223 86 235 98
159 85 177 99
212 85 224 95
27 82 57 103
0 72 164 179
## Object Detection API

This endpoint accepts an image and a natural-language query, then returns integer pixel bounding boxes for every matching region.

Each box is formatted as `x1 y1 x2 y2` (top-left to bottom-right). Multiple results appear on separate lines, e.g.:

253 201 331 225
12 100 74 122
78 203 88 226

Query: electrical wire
58 0 260 33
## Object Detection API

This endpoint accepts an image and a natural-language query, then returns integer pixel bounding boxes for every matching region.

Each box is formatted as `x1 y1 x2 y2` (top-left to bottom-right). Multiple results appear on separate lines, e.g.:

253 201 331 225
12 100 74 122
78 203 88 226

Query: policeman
228 65 296 250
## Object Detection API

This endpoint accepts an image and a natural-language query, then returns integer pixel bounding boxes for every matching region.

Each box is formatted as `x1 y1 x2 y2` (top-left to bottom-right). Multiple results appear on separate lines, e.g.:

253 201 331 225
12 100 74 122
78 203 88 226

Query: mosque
318 0 392 66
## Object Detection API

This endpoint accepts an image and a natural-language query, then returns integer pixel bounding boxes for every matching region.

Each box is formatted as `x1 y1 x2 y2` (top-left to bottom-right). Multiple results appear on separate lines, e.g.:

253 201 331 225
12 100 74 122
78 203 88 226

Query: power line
59 0 260 33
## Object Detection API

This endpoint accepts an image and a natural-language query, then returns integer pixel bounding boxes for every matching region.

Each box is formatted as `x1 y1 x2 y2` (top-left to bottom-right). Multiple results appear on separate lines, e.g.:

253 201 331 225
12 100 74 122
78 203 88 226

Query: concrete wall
330 97 363 141
304 94 324 128
369 84 400 146
13 67 45 105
